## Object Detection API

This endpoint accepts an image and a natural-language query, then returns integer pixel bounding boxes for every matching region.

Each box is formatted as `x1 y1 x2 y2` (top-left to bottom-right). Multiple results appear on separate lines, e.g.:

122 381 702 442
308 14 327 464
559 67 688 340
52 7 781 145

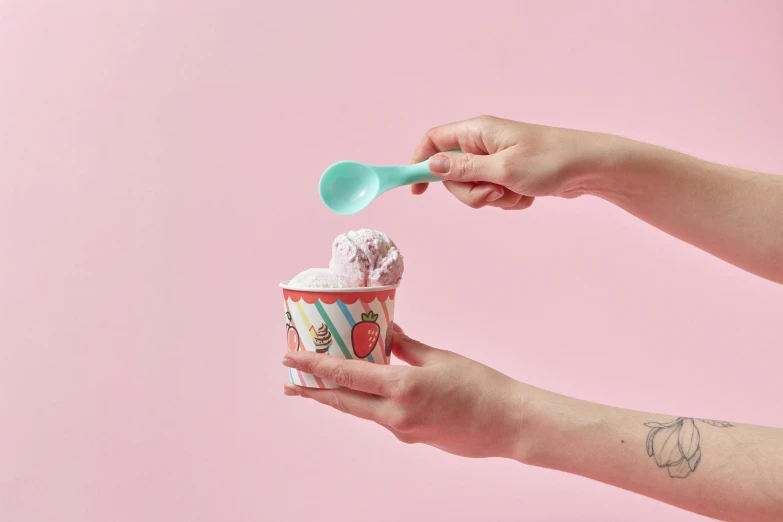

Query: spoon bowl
319 161 381 215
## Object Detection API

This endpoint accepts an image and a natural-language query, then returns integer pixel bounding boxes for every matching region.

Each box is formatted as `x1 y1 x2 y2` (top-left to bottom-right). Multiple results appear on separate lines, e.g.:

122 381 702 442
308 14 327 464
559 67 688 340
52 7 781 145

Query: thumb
391 325 442 367
428 151 509 184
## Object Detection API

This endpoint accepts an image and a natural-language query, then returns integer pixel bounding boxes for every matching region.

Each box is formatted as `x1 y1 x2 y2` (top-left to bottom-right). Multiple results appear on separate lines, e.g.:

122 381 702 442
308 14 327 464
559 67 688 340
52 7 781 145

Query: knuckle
466 196 485 209
301 357 319 375
393 373 423 403
468 190 491 209
328 365 352 388
497 157 516 184
509 192 525 206
519 197 534 209
453 154 474 179
423 127 441 143
493 193 518 209
394 431 417 445
384 368 407 398
390 411 415 432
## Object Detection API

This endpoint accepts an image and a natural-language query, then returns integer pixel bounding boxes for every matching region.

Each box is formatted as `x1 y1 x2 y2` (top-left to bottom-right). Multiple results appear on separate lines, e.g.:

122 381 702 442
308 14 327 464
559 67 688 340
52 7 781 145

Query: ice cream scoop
329 229 403 287
319 159 442 215
288 268 346 289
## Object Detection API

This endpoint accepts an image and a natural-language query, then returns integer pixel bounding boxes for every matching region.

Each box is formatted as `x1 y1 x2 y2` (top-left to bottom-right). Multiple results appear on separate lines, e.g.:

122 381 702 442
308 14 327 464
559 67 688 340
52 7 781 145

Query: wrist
507 384 559 465
562 132 654 203
511 386 603 470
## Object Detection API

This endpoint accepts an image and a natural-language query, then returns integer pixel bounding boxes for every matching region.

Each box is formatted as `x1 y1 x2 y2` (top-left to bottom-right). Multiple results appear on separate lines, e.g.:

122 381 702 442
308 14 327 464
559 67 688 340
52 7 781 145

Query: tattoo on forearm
645 418 734 478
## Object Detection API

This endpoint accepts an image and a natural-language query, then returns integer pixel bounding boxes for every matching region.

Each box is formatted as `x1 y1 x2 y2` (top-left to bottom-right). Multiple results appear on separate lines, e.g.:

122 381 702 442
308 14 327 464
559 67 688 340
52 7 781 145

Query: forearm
516 388 783 521
584 137 783 284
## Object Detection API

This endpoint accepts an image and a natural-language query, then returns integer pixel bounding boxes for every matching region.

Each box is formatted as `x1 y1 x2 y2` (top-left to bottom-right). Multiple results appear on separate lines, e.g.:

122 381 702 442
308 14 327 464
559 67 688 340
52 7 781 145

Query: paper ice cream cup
280 281 397 388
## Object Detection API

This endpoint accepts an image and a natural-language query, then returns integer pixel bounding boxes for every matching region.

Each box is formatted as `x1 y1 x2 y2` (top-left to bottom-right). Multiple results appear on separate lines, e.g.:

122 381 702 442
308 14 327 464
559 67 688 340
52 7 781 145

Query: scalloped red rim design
282 288 396 305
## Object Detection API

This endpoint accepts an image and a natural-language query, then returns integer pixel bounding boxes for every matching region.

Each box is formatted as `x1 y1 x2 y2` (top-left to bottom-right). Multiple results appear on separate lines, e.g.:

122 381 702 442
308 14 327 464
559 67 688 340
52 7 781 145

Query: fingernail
486 191 503 202
282 354 299 369
283 384 300 396
429 154 451 174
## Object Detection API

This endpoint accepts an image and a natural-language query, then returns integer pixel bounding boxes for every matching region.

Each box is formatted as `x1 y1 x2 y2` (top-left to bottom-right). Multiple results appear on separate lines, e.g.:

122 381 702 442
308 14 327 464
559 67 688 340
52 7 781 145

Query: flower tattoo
645 418 734 478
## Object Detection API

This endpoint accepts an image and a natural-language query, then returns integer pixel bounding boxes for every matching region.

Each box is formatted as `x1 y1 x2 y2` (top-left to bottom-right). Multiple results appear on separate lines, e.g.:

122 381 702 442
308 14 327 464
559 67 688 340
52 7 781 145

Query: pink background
1 1 782 521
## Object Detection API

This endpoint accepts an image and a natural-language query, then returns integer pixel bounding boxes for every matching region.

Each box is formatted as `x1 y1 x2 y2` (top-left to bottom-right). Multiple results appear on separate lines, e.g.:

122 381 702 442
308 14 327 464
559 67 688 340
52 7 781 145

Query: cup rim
279 280 399 292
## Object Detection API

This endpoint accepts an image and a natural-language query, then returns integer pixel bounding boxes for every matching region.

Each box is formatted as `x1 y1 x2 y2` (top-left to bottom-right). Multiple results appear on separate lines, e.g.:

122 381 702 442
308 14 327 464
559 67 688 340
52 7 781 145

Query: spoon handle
374 162 439 192
396 161 442 185
378 150 466 190
399 150 462 185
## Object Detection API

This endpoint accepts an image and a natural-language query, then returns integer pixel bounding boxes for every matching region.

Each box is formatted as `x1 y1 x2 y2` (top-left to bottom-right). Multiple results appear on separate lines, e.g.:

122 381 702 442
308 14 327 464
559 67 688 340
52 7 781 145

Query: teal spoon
319 158 443 215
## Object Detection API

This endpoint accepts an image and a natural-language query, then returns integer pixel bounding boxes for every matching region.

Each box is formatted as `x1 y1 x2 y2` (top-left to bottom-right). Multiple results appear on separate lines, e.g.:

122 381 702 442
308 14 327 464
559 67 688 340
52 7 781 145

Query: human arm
282 325 783 521
409 116 783 284
525 389 783 522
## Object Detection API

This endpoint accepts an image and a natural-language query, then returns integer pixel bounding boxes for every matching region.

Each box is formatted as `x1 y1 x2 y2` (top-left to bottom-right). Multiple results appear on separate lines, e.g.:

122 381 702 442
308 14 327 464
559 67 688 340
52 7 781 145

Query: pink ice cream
329 229 404 287
287 229 403 289
288 268 346 289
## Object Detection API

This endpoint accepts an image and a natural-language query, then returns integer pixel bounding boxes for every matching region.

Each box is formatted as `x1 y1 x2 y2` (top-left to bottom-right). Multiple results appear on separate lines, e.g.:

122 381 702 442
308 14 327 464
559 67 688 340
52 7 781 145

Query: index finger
283 351 404 397
410 117 496 195
410 117 493 164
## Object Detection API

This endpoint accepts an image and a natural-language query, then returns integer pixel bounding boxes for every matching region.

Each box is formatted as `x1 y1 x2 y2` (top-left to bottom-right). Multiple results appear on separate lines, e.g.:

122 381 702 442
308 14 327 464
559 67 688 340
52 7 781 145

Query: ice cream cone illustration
310 323 333 354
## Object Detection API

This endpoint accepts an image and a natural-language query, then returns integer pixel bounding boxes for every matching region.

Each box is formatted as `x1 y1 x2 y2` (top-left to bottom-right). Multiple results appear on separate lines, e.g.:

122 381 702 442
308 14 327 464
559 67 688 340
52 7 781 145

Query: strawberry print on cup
352 311 380 358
